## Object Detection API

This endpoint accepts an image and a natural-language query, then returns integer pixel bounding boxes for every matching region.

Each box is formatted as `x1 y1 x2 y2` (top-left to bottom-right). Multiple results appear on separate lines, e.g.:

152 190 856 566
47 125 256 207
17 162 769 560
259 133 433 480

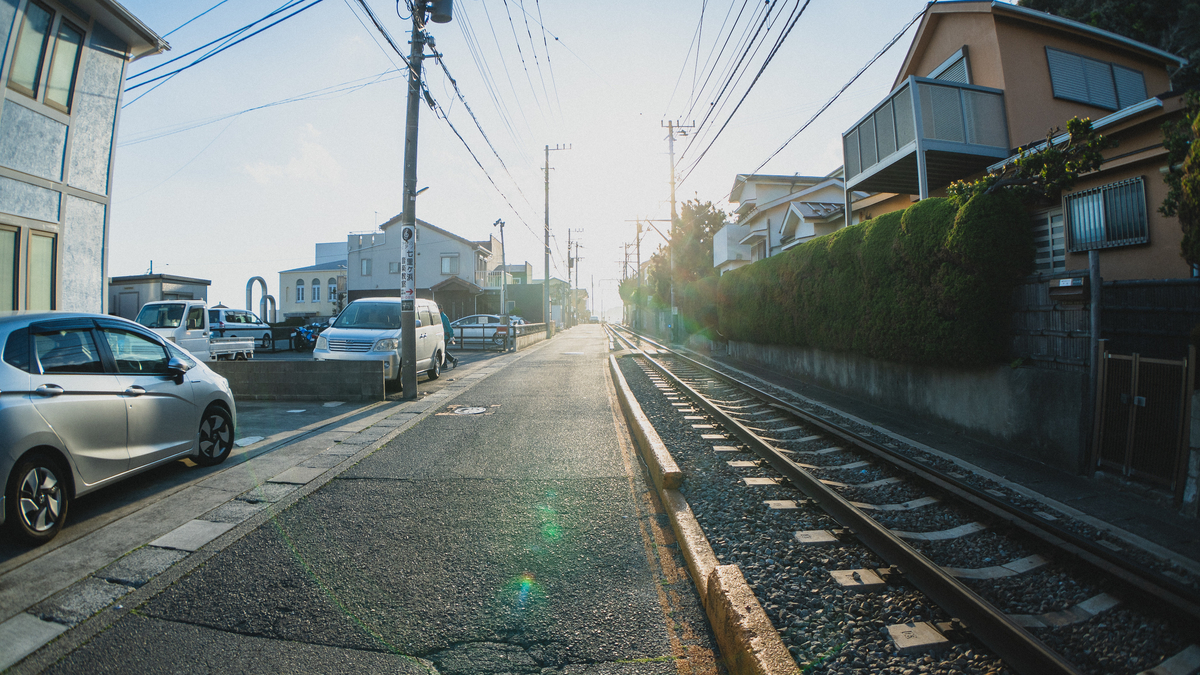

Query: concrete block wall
208 360 385 401
728 342 1090 473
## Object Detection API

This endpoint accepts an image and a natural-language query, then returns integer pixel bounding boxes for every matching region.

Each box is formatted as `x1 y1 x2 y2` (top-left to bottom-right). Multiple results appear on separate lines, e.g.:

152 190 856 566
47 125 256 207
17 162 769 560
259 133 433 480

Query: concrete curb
609 355 683 491
608 353 799 675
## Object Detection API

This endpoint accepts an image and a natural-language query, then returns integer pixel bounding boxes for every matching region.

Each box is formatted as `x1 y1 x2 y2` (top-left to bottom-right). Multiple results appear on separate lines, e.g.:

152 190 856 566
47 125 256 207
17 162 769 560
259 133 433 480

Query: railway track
607 326 1200 675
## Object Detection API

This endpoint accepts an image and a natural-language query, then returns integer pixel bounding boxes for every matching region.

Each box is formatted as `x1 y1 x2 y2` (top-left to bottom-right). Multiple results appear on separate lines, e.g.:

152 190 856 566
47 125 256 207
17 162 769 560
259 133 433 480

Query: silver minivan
313 298 446 381
0 312 237 543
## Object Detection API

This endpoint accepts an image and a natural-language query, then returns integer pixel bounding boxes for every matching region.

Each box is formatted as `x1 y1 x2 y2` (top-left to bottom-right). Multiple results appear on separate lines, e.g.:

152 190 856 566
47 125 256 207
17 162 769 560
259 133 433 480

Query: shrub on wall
717 192 1032 367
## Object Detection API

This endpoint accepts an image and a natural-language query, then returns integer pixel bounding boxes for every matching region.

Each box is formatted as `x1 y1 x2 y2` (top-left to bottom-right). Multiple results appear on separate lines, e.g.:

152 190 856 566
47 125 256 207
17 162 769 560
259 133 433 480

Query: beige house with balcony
714 171 867 274
841 1 1190 280
345 213 503 319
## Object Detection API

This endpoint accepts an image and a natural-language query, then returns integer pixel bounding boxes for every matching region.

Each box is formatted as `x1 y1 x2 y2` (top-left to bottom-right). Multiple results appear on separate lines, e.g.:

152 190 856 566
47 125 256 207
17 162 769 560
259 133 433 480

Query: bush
717 194 1032 367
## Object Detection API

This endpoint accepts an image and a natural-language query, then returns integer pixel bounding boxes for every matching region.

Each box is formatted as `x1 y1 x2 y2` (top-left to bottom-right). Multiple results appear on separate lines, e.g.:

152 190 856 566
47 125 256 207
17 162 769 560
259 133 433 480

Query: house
345 213 503 319
279 260 346 321
840 0 1191 280
108 273 209 320
715 170 868 273
0 0 166 313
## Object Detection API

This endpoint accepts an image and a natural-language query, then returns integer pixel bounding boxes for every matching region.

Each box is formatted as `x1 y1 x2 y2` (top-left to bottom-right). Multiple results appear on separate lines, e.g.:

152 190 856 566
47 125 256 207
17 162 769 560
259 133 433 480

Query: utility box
1048 276 1089 304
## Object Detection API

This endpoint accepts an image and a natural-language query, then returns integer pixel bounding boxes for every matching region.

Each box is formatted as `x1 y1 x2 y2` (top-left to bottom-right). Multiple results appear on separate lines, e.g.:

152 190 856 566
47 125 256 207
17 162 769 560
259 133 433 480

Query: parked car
313 298 446 381
208 308 274 349
135 300 254 361
451 314 511 346
0 312 237 544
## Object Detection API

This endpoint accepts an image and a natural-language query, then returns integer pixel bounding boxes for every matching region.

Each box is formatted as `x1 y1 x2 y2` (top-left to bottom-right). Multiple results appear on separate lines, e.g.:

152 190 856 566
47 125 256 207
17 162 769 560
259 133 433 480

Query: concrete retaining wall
208 360 386 401
515 327 550 350
728 342 1090 473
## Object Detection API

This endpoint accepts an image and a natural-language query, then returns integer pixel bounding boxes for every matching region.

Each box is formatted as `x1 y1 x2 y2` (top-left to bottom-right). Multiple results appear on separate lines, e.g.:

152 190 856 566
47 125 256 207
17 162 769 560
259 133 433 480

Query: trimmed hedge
716 193 1032 366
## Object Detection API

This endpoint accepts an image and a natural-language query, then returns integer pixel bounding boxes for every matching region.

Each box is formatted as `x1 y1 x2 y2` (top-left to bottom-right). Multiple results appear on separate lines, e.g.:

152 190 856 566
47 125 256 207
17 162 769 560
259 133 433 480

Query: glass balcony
843 76 1010 198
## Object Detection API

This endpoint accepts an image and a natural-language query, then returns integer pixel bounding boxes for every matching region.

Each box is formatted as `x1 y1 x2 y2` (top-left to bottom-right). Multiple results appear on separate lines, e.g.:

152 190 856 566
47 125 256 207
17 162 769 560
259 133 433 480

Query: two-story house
841 0 1190 280
346 213 503 319
714 170 868 274
279 242 347 321
0 0 166 313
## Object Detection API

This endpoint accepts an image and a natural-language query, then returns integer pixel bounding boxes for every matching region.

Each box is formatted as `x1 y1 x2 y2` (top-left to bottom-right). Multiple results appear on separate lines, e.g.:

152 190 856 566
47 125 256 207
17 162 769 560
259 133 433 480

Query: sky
110 0 948 321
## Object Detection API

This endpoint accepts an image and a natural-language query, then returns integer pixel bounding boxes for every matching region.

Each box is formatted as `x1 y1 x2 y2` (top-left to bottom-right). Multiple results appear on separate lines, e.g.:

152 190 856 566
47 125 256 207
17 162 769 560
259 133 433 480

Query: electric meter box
1048 276 1089 304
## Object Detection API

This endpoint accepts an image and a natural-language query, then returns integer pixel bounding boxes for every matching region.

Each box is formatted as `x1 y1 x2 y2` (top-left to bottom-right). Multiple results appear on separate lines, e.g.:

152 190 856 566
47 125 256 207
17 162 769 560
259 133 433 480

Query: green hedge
716 193 1032 366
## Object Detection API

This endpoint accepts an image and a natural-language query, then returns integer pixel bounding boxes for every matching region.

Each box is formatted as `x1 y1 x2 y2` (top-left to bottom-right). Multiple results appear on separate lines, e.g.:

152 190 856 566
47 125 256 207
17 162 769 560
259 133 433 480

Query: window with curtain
7 2 85 113
0 228 15 311
28 232 55 310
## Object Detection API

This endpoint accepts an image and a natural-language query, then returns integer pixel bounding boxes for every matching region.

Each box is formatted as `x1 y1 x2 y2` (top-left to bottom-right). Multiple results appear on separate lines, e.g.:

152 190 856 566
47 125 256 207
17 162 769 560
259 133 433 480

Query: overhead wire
677 0 782 162
161 0 235 38
663 0 708 116
533 0 561 114
500 0 542 112
518 0 551 114
455 1 531 162
740 0 933 181
123 0 327 107
677 0 812 184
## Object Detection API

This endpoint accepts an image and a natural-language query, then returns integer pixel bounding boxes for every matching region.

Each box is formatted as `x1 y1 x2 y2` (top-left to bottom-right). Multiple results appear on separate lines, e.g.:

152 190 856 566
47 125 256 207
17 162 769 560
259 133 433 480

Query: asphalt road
42 326 721 674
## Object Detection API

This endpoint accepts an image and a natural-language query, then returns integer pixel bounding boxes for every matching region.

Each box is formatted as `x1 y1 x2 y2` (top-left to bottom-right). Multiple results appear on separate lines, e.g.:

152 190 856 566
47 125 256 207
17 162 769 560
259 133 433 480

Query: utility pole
663 120 693 343
400 5 429 399
635 220 642 330
494 218 507 348
544 143 570 337
567 228 573 327
567 228 582 327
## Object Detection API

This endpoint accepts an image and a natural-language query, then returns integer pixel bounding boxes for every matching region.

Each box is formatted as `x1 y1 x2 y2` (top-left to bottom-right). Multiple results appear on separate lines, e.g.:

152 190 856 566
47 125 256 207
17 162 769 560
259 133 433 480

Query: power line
739 1 933 181
124 0 326 105
162 0 235 38
677 0 811 183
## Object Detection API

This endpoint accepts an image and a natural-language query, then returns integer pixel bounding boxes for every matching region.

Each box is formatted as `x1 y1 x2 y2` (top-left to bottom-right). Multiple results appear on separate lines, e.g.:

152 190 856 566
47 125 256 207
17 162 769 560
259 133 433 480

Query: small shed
108 274 211 320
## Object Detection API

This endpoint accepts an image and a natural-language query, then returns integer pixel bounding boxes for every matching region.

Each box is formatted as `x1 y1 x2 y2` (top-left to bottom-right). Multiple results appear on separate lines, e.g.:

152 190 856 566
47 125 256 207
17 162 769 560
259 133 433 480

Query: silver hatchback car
0 312 237 544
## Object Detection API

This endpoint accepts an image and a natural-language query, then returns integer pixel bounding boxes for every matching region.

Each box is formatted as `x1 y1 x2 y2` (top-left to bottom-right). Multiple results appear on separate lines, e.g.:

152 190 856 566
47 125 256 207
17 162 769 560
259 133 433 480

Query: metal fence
1011 275 1200 371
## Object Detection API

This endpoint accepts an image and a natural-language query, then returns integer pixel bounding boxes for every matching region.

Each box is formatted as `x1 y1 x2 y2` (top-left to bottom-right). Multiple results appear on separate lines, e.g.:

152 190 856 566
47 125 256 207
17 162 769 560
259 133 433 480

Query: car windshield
136 304 185 329
333 302 402 329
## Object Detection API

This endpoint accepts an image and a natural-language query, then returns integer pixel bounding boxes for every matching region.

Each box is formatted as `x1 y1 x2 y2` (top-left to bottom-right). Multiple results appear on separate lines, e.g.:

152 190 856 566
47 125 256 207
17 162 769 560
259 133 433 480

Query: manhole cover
454 407 488 415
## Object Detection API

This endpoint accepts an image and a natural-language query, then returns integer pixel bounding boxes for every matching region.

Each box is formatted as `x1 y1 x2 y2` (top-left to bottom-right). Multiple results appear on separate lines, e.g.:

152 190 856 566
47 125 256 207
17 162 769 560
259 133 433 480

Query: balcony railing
843 76 1010 198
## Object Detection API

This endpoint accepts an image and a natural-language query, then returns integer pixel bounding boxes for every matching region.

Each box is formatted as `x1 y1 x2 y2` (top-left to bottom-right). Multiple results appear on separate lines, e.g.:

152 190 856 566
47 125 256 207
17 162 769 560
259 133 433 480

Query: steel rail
610 328 1200 628
608 327 1082 674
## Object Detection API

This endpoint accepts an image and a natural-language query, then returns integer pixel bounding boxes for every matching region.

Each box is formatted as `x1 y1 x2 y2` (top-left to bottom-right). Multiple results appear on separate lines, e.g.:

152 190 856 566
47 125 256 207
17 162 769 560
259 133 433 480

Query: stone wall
208 360 385 401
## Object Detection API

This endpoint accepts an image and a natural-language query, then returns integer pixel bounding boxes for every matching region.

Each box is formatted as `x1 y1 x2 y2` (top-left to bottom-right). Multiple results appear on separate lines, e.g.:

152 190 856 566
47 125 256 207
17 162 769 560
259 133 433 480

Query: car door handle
35 384 63 397
124 386 146 397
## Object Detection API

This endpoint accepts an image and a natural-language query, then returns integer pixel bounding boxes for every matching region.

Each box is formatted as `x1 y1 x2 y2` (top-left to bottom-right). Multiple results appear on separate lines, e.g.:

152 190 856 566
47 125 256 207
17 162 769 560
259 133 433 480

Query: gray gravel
623 351 1196 675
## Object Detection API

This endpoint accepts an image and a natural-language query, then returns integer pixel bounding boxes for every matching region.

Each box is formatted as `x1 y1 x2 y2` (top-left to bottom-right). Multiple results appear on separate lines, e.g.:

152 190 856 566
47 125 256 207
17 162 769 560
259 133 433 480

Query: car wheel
261 332 273 350
195 406 234 467
6 452 69 544
428 350 442 380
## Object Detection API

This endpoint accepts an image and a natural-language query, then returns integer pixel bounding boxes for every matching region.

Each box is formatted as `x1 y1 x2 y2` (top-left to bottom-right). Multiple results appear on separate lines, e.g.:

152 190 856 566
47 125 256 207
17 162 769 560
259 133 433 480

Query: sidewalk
10 326 721 674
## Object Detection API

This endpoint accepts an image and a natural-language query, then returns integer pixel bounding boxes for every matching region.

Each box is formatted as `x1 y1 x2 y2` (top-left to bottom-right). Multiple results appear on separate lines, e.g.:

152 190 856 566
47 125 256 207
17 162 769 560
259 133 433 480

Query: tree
645 200 726 307
1161 95 1200 265
1019 0 1200 92
946 117 1114 202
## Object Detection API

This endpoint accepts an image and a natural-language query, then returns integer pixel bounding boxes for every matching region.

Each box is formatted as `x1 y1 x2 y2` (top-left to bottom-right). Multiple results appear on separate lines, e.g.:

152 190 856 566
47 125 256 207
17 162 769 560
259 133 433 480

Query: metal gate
1093 347 1195 498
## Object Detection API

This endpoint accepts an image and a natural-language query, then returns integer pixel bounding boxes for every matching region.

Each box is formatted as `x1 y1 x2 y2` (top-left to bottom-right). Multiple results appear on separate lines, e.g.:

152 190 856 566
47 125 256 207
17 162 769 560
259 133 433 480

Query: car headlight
316 336 327 350
373 338 399 351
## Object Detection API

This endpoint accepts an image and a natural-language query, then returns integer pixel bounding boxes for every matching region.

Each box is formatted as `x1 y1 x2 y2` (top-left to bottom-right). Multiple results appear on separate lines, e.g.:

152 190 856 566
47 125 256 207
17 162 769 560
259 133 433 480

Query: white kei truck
134 300 255 361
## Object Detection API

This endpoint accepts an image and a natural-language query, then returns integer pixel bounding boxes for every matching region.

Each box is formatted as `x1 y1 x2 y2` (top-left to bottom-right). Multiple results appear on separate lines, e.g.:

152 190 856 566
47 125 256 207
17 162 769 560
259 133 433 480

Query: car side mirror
167 357 191 384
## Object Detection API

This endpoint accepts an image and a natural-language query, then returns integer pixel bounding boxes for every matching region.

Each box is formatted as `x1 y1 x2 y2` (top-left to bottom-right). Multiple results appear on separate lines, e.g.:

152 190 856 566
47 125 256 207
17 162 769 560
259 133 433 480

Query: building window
44 19 83 112
361 259 372 276
311 278 320 302
1032 209 1066 273
1065 177 1149 252
328 278 336 302
1046 47 1146 111
441 255 459 275
27 232 54 310
389 262 400 274
8 2 84 113
0 228 15 311
296 279 305 303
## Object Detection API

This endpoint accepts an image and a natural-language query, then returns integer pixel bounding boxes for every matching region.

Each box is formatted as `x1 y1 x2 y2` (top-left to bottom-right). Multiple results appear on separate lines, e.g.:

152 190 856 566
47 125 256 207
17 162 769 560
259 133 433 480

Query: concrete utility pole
663 120 693 343
544 143 570 337
567 228 582 327
398 0 452 399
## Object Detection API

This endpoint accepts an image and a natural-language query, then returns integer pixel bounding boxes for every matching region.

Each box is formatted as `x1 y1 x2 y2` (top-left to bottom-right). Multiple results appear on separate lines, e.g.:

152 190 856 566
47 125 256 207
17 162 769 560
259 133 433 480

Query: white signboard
401 225 416 300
